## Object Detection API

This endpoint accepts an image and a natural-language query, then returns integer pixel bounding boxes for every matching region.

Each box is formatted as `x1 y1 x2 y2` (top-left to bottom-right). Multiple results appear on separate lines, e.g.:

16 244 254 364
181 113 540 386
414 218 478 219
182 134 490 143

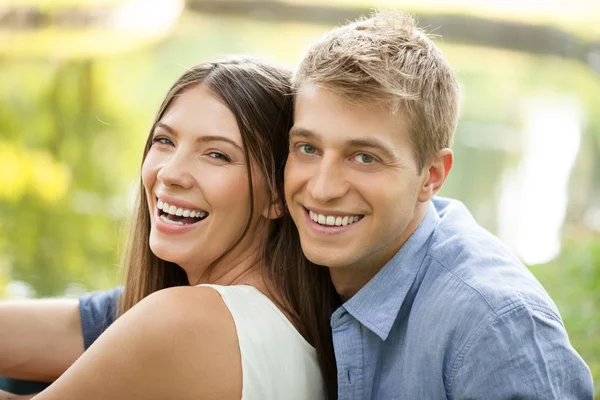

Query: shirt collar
336 201 440 340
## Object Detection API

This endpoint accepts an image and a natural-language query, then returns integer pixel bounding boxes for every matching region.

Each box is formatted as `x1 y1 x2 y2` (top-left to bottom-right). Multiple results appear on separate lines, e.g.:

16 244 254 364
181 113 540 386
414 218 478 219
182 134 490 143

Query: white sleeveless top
198 284 325 400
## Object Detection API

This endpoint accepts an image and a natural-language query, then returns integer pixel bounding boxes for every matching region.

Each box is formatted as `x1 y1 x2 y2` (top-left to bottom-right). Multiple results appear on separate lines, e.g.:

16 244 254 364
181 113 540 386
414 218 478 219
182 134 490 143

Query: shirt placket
332 309 364 399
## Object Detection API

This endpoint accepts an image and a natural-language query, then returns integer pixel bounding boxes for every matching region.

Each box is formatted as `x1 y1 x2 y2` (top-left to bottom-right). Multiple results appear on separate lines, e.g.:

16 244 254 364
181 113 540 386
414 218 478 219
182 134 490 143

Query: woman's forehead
160 85 242 145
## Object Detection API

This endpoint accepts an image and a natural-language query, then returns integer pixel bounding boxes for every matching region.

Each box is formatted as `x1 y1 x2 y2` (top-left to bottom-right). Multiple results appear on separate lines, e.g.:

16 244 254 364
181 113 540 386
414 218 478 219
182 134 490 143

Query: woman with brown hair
3 56 337 400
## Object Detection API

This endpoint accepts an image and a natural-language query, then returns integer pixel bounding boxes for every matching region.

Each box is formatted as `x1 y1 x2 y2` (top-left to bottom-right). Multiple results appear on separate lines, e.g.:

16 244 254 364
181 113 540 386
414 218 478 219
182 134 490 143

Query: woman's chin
149 241 189 266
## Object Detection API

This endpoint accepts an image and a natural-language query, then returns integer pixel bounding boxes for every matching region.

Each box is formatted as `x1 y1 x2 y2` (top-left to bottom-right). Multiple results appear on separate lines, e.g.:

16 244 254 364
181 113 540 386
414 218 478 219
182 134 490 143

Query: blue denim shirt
331 197 593 399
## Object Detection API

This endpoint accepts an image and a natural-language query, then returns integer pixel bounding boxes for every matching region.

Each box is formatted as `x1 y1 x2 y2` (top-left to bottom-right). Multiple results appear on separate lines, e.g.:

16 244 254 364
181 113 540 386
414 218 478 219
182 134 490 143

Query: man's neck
330 201 429 302
329 266 381 302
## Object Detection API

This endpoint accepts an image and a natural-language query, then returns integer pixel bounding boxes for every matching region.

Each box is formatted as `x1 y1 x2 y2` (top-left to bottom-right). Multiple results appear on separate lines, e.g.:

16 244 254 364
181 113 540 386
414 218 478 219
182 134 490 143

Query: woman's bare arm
0 300 83 381
31 287 242 400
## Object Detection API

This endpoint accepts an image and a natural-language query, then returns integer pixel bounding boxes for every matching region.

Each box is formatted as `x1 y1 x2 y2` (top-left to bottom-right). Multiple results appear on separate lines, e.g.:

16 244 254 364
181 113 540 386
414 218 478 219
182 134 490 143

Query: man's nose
307 156 349 203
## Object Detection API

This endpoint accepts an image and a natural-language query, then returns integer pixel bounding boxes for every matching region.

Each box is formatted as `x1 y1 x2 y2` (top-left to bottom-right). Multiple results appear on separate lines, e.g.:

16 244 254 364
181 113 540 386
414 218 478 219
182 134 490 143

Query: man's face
285 83 430 274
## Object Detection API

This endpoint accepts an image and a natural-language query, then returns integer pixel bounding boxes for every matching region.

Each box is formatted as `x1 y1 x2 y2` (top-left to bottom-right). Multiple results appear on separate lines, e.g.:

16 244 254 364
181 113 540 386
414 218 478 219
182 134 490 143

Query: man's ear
418 148 453 202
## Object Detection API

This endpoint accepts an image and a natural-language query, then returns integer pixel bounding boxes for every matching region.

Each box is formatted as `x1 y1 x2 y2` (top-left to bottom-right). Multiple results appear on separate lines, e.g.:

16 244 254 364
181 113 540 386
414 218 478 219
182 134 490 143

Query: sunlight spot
497 96 582 265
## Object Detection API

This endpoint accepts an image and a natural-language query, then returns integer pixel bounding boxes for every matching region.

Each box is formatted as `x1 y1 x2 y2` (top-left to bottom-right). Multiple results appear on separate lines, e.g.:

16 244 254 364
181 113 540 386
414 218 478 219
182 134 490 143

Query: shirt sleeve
78 287 123 350
449 303 594 400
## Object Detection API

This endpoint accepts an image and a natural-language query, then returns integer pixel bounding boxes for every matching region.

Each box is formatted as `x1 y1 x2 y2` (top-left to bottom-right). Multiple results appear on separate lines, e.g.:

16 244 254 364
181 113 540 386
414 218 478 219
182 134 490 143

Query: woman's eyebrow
155 121 243 151
154 121 178 136
196 135 243 152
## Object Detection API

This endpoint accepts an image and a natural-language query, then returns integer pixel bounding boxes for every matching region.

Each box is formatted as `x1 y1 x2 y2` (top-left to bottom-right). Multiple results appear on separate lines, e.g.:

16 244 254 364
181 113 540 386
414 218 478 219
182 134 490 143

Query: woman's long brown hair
118 56 338 398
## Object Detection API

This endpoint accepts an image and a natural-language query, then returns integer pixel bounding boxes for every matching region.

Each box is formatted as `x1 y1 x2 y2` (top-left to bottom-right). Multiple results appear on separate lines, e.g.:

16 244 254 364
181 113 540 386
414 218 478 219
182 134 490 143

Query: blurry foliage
0 29 172 59
0 61 130 296
0 140 71 202
0 0 184 58
529 238 600 396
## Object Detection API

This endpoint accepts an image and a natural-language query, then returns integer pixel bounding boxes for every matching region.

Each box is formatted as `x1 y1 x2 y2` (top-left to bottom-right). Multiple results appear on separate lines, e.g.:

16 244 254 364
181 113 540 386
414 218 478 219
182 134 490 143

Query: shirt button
331 308 351 328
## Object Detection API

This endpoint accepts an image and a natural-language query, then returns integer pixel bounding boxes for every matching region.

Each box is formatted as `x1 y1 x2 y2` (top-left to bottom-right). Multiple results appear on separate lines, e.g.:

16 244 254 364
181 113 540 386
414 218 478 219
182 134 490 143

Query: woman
3 56 337 399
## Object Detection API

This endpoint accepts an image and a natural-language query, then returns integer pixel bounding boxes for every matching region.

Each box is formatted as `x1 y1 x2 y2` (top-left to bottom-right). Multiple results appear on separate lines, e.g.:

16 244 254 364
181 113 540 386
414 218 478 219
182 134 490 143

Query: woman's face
142 85 270 280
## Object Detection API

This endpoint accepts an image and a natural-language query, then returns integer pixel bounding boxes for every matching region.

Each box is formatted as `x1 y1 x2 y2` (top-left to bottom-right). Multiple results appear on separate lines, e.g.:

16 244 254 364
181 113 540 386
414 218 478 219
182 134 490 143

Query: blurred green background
0 0 598 393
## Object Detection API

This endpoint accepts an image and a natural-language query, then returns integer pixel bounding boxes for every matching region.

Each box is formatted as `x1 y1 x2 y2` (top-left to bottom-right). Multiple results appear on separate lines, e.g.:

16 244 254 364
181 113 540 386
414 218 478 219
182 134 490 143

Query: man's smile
306 208 364 227
301 206 365 235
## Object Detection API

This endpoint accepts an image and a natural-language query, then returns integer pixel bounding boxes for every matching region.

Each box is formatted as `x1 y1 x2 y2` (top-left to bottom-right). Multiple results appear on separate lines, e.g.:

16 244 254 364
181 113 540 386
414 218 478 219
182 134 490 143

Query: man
1 10 593 399
284 11 592 398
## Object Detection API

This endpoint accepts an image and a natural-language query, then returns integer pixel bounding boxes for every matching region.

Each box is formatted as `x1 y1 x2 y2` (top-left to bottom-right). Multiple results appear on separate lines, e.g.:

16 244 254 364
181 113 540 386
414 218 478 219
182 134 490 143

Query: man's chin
301 243 355 269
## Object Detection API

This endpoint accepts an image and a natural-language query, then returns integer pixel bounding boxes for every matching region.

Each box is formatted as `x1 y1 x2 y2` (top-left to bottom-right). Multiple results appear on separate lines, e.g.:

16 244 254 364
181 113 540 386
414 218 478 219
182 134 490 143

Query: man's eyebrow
289 126 317 139
155 121 243 152
346 137 396 159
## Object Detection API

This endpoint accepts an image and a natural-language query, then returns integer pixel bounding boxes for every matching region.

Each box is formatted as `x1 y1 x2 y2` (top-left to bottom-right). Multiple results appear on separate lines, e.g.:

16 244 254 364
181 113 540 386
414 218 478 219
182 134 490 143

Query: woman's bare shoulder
122 286 243 395
135 285 237 330
33 286 242 400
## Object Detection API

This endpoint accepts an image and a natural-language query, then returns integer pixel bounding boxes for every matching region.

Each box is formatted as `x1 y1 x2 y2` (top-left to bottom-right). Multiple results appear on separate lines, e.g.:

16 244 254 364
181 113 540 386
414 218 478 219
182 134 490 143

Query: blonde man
284 10 593 399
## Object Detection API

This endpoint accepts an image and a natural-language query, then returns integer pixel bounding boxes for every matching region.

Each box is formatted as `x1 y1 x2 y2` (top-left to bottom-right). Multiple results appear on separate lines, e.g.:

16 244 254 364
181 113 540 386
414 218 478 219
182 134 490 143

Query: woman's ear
261 187 283 220
263 201 283 220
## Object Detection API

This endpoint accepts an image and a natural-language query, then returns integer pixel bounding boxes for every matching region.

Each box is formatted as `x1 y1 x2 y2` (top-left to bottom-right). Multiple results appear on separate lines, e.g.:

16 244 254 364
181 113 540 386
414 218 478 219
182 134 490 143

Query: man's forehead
294 82 404 121
294 87 406 134
294 82 355 112
295 80 319 96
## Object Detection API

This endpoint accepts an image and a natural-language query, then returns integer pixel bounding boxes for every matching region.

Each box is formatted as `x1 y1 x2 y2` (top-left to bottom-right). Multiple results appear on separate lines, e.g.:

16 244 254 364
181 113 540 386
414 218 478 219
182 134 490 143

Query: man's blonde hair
294 10 460 170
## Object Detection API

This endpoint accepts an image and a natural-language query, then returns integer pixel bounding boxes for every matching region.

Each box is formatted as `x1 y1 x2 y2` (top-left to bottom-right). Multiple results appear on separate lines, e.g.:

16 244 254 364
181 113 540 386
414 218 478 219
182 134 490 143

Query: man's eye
152 137 172 146
353 153 376 164
299 144 317 154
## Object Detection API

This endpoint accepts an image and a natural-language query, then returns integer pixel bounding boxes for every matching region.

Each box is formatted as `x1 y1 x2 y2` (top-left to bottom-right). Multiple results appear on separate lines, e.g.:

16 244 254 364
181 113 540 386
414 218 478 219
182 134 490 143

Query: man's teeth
309 210 362 226
157 199 207 218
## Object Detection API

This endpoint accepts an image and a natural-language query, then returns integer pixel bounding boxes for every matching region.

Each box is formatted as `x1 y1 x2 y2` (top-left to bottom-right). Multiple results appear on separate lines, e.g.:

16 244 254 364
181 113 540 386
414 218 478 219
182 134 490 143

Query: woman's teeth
157 199 207 219
160 214 186 225
309 210 362 227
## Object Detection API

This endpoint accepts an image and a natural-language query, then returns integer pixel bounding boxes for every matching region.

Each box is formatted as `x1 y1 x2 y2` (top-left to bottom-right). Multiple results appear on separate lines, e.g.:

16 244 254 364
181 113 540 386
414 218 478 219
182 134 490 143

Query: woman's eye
354 153 376 164
152 137 172 146
208 152 231 162
299 144 317 155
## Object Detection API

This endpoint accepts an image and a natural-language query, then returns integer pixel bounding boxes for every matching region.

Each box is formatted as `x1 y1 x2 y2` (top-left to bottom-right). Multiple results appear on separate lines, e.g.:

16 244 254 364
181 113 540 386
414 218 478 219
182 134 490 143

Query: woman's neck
183 221 271 291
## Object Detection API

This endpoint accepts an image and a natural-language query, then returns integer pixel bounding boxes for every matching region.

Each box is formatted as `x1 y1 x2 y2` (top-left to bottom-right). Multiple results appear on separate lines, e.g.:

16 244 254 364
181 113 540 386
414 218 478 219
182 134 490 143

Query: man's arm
78 288 121 350
0 389 36 400
449 303 594 399
0 288 120 382
0 299 82 382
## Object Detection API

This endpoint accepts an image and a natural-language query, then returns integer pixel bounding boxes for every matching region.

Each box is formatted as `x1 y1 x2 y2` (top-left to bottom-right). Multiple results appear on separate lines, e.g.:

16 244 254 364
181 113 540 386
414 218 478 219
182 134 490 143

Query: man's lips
304 207 364 227
301 207 364 235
